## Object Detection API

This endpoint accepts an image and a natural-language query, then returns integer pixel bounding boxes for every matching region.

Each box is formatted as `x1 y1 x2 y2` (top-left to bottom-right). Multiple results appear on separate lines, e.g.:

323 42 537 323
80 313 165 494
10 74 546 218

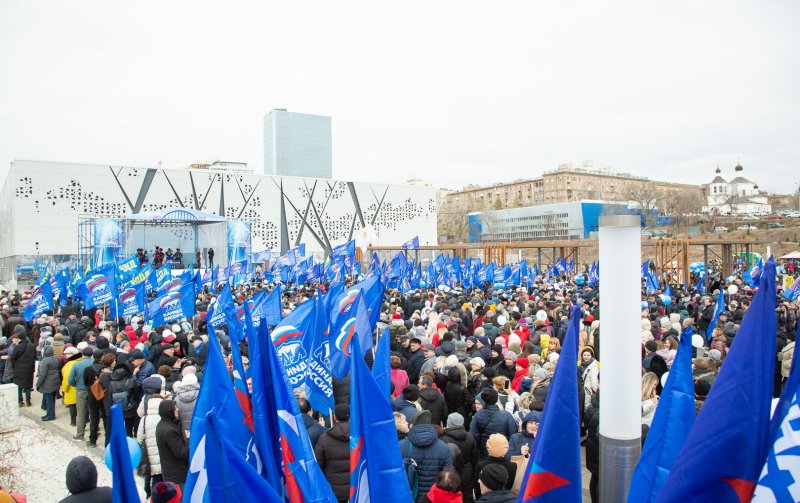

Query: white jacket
136 396 164 475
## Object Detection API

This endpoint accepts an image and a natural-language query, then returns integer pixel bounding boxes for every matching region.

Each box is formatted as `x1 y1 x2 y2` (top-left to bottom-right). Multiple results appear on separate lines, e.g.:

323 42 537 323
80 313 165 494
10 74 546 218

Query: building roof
729 176 754 184
711 176 727 184
721 195 766 206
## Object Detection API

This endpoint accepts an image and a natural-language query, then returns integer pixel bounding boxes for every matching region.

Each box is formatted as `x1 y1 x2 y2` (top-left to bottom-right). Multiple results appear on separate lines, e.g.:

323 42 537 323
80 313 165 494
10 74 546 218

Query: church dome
734 163 743 172
715 166 721 174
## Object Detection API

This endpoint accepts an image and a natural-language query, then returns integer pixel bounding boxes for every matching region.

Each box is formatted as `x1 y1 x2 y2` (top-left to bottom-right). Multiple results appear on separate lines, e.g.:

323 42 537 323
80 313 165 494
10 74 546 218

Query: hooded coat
441 425 478 502
469 407 517 459
419 386 448 426
156 400 189 485
36 346 62 393
399 424 454 496
136 393 165 476
444 367 473 424
10 338 36 389
58 455 112 503
507 411 538 457
314 421 351 502
174 382 200 433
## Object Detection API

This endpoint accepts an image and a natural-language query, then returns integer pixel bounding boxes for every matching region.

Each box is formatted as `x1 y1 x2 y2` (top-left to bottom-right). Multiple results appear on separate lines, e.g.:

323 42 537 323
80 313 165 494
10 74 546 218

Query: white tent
779 251 800 259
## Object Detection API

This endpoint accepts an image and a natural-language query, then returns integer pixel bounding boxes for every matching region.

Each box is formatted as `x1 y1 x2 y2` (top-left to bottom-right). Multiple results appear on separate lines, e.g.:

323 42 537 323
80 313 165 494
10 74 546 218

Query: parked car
765 214 785 220
737 225 757 231
713 226 729 233
769 222 784 229
741 215 759 221
787 212 800 218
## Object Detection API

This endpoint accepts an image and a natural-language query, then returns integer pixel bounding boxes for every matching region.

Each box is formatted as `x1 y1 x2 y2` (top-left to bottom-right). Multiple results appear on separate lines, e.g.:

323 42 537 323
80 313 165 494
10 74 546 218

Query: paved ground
12 389 592 502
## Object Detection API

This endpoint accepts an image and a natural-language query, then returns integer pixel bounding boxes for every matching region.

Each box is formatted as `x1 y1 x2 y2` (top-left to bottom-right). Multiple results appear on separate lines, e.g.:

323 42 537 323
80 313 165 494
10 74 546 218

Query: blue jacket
507 411 540 458
135 360 155 387
399 424 453 496
469 406 517 459
392 397 418 423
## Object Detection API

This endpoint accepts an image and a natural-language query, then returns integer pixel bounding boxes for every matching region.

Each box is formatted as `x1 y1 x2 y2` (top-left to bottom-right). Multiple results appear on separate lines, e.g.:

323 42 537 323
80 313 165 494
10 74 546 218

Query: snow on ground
1 415 146 502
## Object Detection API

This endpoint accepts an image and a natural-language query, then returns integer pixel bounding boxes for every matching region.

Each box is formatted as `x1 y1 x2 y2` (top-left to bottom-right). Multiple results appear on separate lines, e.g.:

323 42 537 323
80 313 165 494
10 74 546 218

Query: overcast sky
1 1 798 193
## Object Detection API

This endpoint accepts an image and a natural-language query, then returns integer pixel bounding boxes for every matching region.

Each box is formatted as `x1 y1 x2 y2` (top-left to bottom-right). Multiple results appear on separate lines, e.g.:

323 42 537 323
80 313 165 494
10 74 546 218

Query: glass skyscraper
263 109 332 178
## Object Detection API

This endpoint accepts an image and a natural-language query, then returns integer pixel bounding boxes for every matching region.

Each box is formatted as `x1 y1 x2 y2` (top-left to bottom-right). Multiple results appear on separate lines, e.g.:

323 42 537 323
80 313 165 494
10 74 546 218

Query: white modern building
263 109 332 178
0 160 436 288
702 163 771 215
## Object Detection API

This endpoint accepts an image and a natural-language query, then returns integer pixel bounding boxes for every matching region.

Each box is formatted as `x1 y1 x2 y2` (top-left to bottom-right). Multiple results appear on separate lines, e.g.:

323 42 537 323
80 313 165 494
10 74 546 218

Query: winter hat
516 358 530 370
182 373 198 386
151 481 182 503
143 376 164 395
128 349 145 361
470 357 486 369
466 336 478 345
479 464 509 491
534 368 549 381
492 344 503 355
402 385 420 402
454 339 467 351
13 325 25 335
181 366 197 377
503 350 517 362
659 317 671 329
482 388 499 405
411 409 432 426
81 346 94 357
548 352 560 363
474 393 486 406
477 336 489 346
334 403 350 422
708 349 722 362
446 412 465 428
487 433 509 458
444 355 459 367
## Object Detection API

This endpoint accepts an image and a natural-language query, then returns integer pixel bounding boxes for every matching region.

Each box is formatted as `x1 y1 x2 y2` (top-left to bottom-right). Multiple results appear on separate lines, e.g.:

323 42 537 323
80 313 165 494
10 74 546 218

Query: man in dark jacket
10 331 36 406
441 412 478 503
298 398 325 448
469 389 516 459
585 390 600 503
58 455 112 503
405 338 425 384
108 354 142 436
476 464 515 502
392 384 420 423
314 403 351 503
83 349 110 447
418 374 448 426
399 410 453 497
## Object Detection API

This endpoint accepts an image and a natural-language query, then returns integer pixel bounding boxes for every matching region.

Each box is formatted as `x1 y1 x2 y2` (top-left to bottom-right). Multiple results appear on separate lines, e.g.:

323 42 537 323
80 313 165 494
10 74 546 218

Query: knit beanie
479 464 509 491
482 388 499 405
403 384 420 402
411 409 432 426
151 481 182 503
446 412 465 428
487 433 509 458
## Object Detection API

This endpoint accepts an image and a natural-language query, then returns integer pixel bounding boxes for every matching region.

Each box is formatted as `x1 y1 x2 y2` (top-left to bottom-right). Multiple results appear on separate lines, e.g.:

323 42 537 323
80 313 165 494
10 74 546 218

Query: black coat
441 426 478 502
475 457 517 499
333 374 350 407
445 376 474 425
11 340 36 389
58 456 112 503
156 400 189 485
476 489 516 502
418 386 448 426
406 349 425 384
302 413 325 448
314 422 350 503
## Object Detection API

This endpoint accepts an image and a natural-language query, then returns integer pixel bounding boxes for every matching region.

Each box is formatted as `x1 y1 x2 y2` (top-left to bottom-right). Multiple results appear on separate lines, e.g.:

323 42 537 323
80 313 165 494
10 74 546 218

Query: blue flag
329 291 374 379
706 289 725 340
245 305 286 496
264 313 338 503
125 263 152 289
628 326 696 503
148 263 172 291
108 404 140 503
306 294 334 415
262 285 283 326
743 258 763 288
205 407 283 503
271 300 317 390
156 277 184 297
349 336 413 503
146 280 195 326
332 240 355 259
518 305 582 502
371 327 392 398
76 264 117 310
111 282 146 319
753 323 800 501
23 281 54 322
401 236 419 250
656 259 777 503
116 254 141 284
185 323 259 503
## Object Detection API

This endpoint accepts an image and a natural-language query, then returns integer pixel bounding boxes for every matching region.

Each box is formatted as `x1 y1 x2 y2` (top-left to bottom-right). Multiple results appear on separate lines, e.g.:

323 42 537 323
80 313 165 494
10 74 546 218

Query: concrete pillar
0 383 20 433
598 215 641 502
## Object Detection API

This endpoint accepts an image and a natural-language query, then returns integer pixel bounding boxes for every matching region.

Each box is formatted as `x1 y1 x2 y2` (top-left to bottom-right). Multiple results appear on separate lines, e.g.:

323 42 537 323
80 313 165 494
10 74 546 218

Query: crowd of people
0 258 797 502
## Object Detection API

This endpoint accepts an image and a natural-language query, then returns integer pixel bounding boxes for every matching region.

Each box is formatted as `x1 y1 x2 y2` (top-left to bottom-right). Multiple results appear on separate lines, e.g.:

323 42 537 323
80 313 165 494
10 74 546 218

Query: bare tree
661 190 703 233
625 182 660 227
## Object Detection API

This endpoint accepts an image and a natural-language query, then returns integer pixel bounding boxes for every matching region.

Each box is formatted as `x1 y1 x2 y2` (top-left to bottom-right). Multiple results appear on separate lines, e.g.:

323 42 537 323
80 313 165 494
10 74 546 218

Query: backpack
109 377 136 412
90 368 111 402
402 443 419 500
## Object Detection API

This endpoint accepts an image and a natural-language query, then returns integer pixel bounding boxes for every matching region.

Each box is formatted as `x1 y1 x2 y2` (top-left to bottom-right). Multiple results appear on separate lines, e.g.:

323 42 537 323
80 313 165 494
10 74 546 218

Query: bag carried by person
109 377 136 412
402 443 419 500
137 416 151 477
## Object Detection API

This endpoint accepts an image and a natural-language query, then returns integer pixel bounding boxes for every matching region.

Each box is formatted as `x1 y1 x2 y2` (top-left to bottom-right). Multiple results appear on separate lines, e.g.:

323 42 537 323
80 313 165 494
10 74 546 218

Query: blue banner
271 300 317 390
148 264 172 291
111 282 146 319
146 280 196 326
76 264 117 310
23 281 54 322
116 254 141 284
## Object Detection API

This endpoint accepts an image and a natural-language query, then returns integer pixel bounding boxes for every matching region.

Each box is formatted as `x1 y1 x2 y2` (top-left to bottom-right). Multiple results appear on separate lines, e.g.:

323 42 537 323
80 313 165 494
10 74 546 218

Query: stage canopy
125 208 227 222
